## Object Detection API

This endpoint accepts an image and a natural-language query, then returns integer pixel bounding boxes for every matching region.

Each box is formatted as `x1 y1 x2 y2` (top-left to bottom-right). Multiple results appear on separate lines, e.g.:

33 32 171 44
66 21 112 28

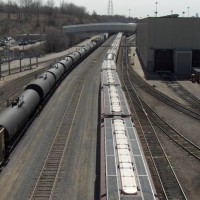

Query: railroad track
127 67 200 121
118 38 187 200
159 73 200 111
30 72 87 199
139 97 200 161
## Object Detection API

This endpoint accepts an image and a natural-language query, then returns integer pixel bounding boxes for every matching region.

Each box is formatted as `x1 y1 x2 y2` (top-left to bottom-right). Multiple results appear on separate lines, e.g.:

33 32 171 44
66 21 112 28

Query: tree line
0 0 137 25
0 0 88 22
0 0 137 53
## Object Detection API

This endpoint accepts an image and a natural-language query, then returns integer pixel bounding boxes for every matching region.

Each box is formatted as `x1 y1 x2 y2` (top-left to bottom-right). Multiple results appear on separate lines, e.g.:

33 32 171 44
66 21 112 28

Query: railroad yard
0 34 199 200
124 41 200 199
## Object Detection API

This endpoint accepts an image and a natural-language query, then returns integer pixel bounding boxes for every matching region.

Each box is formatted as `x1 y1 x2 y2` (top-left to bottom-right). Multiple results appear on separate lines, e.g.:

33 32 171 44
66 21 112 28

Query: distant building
136 17 200 76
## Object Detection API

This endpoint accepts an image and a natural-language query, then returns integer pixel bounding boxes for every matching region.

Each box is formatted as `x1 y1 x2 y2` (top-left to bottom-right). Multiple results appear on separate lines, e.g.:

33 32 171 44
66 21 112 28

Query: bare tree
45 26 68 53
47 0 54 8
32 0 41 27
59 2 87 19
0 0 4 11
7 0 12 20
46 0 54 16
76 6 86 23
19 0 34 19
60 0 65 14
20 0 34 7
92 11 99 22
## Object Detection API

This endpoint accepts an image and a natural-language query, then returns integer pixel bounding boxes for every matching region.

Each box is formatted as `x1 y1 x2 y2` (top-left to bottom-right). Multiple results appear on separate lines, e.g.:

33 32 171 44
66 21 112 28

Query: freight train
0 34 108 164
101 33 156 198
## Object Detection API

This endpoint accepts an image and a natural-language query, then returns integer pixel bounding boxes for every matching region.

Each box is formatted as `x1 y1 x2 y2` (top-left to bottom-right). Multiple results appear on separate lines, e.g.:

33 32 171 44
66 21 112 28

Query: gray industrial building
136 17 200 76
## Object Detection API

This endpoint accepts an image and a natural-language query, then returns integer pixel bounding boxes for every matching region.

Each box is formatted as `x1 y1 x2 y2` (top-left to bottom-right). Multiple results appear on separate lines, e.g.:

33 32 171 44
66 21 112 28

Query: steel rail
0 66 49 110
139 97 200 161
120 41 167 200
128 68 200 121
30 72 87 199
164 79 200 111
119 38 187 200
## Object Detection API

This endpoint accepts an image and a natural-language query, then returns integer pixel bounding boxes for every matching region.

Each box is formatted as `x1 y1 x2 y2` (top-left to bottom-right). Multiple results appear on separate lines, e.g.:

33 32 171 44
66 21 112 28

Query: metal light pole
187 7 190 17
19 52 24 72
36 53 38 68
182 11 185 17
19 58 22 72
29 53 32 69
129 9 131 22
155 2 158 17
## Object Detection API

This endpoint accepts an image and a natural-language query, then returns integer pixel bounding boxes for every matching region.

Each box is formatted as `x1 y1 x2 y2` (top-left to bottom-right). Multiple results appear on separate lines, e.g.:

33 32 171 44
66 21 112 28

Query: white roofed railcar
101 60 117 71
101 70 121 87
101 85 130 117
100 32 156 200
101 117 156 199
105 32 123 62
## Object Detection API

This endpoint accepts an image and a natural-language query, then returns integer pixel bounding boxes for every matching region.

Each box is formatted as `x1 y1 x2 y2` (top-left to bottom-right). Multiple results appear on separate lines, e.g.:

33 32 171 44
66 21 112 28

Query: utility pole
187 7 190 17
107 0 114 16
155 1 158 17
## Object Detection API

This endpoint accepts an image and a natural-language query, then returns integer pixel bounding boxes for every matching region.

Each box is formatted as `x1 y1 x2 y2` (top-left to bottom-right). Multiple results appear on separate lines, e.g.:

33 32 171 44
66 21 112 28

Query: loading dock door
192 50 200 67
155 49 173 72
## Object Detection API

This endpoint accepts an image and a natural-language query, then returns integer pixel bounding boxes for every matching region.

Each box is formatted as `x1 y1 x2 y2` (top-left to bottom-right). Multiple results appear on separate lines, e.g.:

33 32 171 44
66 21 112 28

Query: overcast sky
53 0 200 18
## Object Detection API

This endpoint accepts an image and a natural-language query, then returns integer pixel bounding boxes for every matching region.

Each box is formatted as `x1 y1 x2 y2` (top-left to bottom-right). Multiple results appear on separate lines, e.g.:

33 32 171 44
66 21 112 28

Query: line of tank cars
101 33 156 199
0 34 108 165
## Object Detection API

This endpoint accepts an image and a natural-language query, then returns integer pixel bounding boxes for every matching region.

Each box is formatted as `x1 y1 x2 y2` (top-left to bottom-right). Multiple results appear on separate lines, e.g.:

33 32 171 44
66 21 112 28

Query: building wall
148 18 200 48
136 17 200 74
136 18 149 70
174 51 192 74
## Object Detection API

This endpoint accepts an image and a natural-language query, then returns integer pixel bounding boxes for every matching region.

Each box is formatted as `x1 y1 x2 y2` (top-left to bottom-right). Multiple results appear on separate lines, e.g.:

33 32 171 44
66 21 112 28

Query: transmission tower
107 0 114 16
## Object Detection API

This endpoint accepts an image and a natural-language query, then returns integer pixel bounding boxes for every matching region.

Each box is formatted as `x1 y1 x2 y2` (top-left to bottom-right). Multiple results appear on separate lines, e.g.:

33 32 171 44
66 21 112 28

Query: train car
101 85 130 117
25 72 55 99
83 46 91 54
52 62 66 73
66 52 81 64
88 42 96 51
62 57 73 70
101 60 117 71
0 128 5 163
101 70 121 87
0 90 40 138
0 89 40 156
101 116 156 199
47 65 64 82
19 89 41 117
105 51 116 61
0 34 108 164
78 48 86 58
91 37 101 45
100 32 156 200
104 33 109 40
106 33 122 62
